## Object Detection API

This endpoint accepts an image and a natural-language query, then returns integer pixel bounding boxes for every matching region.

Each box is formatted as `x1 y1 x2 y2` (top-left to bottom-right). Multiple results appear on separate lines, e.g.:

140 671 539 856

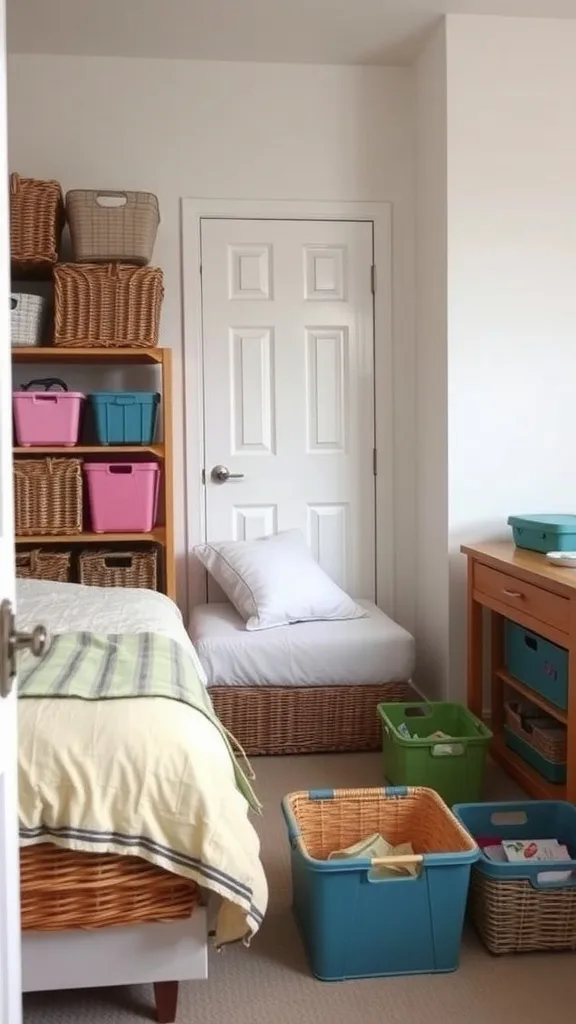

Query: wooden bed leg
154 981 179 1023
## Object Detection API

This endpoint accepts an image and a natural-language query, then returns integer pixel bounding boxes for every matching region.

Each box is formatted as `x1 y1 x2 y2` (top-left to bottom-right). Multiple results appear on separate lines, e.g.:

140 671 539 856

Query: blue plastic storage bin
504 726 566 784
504 620 567 710
453 800 576 954
89 392 160 445
282 787 479 981
508 514 576 553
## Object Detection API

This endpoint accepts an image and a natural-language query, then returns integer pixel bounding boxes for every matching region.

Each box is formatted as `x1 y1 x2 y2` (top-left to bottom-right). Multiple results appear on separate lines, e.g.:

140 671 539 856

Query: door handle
211 465 245 484
0 599 48 699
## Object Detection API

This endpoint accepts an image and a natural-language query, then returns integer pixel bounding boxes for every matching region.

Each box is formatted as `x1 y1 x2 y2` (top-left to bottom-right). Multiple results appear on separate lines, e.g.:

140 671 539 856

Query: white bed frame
22 911 208 1017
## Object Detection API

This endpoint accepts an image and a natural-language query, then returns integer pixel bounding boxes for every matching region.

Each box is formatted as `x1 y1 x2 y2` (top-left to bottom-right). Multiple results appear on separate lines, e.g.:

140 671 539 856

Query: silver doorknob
0 599 48 699
211 464 245 484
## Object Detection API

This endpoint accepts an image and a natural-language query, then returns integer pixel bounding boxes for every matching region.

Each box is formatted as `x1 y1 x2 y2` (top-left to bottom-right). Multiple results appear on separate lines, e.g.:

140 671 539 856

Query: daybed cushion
194 529 365 631
189 599 415 688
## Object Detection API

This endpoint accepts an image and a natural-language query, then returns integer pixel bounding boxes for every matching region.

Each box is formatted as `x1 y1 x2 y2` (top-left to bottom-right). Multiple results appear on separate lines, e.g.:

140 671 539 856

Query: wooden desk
462 541 576 802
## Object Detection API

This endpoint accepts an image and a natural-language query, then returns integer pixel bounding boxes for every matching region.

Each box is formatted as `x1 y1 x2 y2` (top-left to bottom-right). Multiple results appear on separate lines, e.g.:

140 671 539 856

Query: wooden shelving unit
463 542 574 800
12 346 175 600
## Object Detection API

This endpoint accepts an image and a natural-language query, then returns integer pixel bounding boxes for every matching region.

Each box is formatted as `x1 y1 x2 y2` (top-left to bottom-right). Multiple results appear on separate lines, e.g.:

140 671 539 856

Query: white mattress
16 578 208 685
189 600 415 688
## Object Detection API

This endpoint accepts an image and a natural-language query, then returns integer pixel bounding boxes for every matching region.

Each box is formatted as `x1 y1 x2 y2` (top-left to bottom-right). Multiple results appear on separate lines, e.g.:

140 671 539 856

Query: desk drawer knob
502 589 523 599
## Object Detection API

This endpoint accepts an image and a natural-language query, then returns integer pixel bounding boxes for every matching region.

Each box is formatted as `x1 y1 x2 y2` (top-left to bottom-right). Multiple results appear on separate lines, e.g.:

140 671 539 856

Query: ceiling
8 0 576 65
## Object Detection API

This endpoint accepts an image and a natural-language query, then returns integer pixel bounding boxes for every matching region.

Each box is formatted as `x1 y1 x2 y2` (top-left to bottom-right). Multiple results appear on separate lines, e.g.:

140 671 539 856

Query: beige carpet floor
23 753 575 1024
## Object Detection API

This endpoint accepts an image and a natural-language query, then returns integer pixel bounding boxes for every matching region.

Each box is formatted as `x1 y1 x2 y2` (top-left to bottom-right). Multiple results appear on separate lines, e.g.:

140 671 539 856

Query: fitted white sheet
189 600 415 688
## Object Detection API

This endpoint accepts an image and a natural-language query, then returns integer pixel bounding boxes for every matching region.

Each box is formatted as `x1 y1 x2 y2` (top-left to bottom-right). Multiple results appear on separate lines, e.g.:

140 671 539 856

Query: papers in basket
328 833 418 878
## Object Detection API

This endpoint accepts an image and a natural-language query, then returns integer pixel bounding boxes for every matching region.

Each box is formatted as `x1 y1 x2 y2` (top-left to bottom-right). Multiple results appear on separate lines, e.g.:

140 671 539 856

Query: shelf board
16 528 166 545
496 669 568 725
12 347 164 365
13 444 164 457
491 733 566 800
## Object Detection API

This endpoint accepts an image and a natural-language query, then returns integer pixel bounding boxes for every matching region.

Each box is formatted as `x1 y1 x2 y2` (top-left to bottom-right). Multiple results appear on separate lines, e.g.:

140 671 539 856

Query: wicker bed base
209 681 416 756
20 844 201 932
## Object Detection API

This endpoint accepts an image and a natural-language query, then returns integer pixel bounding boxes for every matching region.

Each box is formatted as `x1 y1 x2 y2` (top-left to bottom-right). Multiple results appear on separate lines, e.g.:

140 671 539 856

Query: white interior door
0 0 22 1019
201 218 375 599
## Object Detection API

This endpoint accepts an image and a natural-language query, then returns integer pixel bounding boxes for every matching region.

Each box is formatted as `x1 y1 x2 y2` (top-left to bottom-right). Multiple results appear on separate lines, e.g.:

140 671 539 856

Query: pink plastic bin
84 461 160 533
13 391 85 446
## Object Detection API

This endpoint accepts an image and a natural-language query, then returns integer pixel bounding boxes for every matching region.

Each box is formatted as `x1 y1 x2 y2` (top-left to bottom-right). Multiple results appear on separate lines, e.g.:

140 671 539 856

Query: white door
0 0 22 1020
201 218 375 598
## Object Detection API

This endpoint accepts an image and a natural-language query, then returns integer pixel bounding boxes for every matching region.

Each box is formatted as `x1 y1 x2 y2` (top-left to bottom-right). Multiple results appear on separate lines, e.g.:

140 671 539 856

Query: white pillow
194 530 366 631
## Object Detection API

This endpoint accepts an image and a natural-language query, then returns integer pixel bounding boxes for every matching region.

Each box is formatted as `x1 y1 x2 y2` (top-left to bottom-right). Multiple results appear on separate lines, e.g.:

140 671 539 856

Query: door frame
181 198 394 617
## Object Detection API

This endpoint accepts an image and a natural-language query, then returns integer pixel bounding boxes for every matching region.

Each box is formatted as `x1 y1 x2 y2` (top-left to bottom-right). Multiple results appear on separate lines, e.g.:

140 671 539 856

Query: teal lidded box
508 514 576 554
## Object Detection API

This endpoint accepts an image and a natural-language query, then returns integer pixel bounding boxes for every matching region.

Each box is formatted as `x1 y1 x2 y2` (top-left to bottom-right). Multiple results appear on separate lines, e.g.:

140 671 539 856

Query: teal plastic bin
282 787 479 980
504 621 568 710
89 392 160 445
508 514 576 553
453 799 576 954
378 702 492 805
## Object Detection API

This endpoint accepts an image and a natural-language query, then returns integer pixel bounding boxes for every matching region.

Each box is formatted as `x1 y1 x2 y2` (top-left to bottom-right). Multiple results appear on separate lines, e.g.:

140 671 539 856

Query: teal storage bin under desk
89 392 160 445
504 621 568 711
508 514 576 553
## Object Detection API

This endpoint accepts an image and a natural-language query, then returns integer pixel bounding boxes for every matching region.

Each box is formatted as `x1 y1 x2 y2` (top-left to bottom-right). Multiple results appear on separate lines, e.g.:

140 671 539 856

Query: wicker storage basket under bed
16 548 71 583
14 457 83 536
10 174 64 274
54 263 163 348
79 549 158 590
20 845 201 931
209 681 417 756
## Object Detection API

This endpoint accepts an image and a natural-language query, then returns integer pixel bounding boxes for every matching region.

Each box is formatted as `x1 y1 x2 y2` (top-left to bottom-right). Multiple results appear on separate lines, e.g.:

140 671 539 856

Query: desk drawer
474 563 569 632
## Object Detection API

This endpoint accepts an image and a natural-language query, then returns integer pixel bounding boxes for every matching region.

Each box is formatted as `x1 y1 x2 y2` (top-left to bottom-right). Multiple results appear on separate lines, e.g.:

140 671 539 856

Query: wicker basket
66 189 160 265
11 293 47 346
504 699 566 763
284 786 477 861
209 681 417 756
10 174 64 273
469 869 576 955
16 548 71 583
14 457 83 536
79 548 158 590
20 844 200 931
53 263 163 348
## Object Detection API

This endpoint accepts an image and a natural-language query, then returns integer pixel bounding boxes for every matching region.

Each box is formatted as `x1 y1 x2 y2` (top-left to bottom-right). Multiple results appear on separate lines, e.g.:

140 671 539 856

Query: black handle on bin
20 377 68 392
524 635 538 652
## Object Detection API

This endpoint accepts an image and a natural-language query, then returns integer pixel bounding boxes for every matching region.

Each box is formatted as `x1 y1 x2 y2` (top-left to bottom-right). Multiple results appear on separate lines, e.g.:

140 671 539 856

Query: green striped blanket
18 631 261 813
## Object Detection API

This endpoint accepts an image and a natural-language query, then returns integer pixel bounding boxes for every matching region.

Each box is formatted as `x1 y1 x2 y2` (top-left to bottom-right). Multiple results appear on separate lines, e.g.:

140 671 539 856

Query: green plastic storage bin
378 702 493 806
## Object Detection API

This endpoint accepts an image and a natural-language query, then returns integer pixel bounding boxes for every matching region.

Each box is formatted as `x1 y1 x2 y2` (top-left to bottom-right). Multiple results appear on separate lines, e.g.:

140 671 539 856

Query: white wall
445 15 576 697
414 23 449 698
7 55 416 623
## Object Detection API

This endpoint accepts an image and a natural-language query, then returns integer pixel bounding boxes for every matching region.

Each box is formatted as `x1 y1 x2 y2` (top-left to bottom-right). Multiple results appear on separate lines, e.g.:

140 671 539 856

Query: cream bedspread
16 579 268 946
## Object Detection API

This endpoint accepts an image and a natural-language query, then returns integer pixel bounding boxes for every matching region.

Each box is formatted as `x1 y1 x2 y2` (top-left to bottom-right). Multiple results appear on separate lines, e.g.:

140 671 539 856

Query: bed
16 578 268 1023
190 599 417 755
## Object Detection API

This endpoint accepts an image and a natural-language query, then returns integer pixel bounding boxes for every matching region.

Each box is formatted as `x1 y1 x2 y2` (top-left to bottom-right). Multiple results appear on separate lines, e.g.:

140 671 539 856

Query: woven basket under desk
20 845 201 931
209 680 417 756
54 263 163 348
504 699 566 763
14 457 83 536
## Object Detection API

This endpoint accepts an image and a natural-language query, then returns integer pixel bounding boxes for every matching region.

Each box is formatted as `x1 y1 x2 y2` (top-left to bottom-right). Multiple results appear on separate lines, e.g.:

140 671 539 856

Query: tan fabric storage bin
53 263 163 348
66 189 160 265
10 174 64 274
